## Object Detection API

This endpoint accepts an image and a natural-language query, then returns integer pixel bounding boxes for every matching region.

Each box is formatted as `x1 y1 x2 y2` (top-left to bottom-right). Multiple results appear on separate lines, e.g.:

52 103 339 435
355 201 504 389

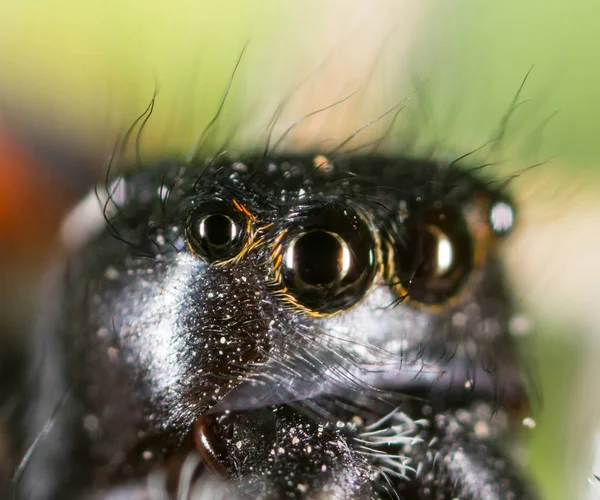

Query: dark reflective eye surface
279 204 376 314
186 201 248 262
393 205 473 304
288 230 350 287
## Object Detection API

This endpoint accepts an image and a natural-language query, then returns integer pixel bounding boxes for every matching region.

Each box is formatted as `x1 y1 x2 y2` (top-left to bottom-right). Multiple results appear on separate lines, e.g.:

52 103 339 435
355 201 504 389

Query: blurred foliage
528 331 582 500
412 4 600 173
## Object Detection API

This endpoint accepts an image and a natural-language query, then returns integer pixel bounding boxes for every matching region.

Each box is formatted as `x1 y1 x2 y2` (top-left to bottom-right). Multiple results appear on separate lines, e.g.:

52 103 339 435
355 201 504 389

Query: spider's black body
10 154 537 499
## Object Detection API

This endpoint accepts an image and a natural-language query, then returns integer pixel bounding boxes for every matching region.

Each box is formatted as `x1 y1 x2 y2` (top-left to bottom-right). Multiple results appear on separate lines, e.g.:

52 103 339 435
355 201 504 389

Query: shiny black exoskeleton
11 154 538 499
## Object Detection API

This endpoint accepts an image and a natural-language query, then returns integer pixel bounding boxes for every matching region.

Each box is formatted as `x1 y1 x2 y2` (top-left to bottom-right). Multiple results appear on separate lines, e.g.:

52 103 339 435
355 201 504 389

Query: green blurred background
1 2 599 498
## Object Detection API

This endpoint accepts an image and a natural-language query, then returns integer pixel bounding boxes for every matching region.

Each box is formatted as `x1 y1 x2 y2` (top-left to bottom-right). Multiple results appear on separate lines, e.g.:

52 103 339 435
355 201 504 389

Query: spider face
13 154 536 499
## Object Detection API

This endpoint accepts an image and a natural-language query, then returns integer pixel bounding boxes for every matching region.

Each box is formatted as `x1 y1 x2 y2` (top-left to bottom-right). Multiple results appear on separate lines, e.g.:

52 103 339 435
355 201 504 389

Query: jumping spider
7 153 538 499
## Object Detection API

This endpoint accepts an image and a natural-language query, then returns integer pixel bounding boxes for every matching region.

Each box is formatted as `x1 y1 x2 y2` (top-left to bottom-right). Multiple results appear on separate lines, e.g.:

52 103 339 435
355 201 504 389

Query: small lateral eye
186 201 248 262
489 199 515 236
392 205 473 304
279 204 377 314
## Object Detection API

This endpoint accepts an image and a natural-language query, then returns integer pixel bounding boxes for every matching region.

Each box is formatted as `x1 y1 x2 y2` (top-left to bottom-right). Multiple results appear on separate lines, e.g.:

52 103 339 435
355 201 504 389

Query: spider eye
279 204 376 314
186 201 247 262
286 229 352 287
199 214 239 246
393 205 472 304
489 199 515 236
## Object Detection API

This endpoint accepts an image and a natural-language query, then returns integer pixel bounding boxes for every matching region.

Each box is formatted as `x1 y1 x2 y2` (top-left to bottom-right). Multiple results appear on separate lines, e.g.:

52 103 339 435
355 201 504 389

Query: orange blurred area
0 125 72 257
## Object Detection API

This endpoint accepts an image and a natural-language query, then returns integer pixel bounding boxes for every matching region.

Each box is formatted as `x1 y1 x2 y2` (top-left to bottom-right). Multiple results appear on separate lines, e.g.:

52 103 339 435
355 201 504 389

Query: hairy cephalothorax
6 153 537 499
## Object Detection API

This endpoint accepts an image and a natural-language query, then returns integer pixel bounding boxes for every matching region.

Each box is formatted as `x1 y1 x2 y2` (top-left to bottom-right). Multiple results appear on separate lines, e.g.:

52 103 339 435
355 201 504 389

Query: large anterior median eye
279 204 377 314
393 205 473 305
186 200 248 262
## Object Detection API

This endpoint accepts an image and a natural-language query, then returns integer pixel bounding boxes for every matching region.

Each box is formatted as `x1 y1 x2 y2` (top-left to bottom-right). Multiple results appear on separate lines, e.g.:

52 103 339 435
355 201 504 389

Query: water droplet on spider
105 266 120 280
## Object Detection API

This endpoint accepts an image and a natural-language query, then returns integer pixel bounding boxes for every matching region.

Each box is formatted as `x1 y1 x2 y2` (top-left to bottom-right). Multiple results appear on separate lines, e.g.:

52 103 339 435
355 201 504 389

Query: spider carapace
12 154 538 499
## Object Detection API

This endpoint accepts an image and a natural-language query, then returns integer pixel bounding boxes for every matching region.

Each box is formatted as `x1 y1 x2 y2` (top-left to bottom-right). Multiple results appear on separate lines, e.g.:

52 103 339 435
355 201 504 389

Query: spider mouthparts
205 352 526 414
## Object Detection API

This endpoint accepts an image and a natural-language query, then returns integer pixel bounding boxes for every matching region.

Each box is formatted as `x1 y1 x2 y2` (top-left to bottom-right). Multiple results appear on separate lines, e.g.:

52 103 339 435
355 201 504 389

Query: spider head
20 154 531 498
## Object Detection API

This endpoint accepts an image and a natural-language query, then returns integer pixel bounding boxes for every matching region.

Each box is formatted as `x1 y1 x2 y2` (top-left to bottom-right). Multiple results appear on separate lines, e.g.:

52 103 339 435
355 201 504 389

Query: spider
3 152 538 499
